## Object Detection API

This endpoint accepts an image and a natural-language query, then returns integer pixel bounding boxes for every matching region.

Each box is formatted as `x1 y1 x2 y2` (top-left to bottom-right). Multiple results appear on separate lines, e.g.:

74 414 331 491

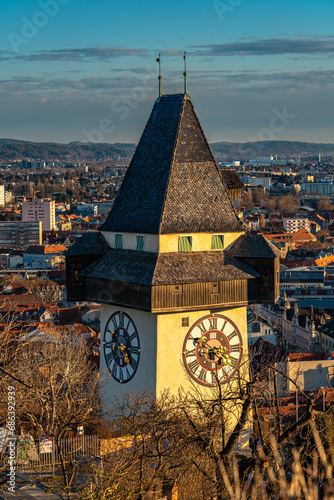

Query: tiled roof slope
226 234 281 259
101 94 242 235
66 232 110 256
82 249 259 286
220 169 244 190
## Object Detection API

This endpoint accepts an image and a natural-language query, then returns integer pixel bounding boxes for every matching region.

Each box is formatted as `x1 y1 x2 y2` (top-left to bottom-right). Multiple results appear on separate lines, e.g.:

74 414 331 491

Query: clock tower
66 93 279 406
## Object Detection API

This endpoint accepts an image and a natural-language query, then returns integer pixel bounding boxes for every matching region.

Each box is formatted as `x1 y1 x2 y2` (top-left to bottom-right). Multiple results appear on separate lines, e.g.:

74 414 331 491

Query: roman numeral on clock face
130 357 137 370
228 330 237 342
131 346 139 355
188 359 199 373
106 352 113 365
197 322 207 335
112 364 118 378
197 369 207 383
119 314 124 327
186 348 196 358
230 345 240 353
220 320 227 332
111 316 118 329
229 357 238 369
209 317 217 330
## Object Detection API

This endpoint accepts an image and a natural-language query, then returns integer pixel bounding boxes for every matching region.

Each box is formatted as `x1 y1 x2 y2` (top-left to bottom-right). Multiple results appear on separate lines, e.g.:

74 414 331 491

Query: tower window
136 235 144 251
212 234 224 250
114 234 123 249
179 236 192 252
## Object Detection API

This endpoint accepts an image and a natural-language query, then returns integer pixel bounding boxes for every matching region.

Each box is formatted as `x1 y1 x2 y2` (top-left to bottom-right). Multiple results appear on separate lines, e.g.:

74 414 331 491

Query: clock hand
196 338 232 365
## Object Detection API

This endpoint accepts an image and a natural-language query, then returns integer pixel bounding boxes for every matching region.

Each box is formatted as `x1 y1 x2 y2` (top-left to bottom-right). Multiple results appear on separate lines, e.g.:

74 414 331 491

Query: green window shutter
136 235 144 251
115 234 123 249
179 236 192 252
212 234 224 250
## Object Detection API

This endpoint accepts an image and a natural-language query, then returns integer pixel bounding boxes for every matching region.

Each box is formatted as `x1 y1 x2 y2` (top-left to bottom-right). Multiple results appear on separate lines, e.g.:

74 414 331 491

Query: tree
265 197 278 213
317 199 334 211
277 195 300 215
252 186 268 207
0 326 101 495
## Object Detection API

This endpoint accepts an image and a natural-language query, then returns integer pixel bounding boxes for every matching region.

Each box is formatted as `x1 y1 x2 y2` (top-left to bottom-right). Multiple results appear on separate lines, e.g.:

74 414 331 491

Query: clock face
182 314 243 387
103 311 140 384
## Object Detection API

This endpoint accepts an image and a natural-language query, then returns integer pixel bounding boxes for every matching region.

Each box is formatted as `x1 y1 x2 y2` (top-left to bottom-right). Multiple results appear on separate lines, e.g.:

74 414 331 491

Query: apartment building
0 185 4 206
0 221 42 249
283 217 310 233
22 199 56 232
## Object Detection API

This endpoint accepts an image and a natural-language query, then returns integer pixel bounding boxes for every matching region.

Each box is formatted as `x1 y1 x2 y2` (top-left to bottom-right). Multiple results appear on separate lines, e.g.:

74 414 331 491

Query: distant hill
0 139 333 163
0 139 136 163
211 141 334 161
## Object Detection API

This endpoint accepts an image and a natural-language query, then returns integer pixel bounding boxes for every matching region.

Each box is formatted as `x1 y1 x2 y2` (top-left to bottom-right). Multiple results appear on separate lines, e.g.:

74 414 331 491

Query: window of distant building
179 236 192 252
114 234 123 249
252 322 261 333
212 234 224 250
136 235 144 251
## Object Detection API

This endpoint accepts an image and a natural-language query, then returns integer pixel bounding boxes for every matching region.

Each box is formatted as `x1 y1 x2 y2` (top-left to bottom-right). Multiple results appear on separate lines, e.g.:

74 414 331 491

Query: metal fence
16 435 100 471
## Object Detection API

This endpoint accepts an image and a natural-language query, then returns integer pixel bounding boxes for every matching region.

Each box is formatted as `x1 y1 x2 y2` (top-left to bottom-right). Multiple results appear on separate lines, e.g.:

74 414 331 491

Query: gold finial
183 51 188 95
156 54 162 98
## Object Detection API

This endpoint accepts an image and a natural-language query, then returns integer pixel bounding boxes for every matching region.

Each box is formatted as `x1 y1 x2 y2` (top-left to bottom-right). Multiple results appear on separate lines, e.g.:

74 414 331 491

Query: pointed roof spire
156 54 162 99
183 51 188 95
101 94 242 235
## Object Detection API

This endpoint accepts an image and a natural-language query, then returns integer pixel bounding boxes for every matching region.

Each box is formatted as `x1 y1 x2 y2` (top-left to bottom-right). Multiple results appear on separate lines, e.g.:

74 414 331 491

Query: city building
247 311 276 346
254 295 315 352
22 199 56 232
240 175 271 190
262 229 316 257
283 217 310 233
277 353 334 395
0 185 4 206
0 221 42 249
302 182 334 196
24 244 66 269
316 318 334 354
76 204 98 217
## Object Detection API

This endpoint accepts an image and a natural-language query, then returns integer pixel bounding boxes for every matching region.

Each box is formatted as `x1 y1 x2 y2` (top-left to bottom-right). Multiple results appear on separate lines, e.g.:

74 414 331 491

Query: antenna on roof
156 54 162 98
183 51 188 95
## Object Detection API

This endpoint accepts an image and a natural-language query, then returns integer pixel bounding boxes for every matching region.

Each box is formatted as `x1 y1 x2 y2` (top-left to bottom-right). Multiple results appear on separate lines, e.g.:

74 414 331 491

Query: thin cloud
192 38 334 56
14 47 149 62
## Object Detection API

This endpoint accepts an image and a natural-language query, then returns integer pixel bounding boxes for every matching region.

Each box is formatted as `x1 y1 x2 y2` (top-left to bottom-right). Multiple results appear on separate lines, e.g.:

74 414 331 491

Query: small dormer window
179 236 192 252
136 235 144 251
115 234 123 249
212 234 224 250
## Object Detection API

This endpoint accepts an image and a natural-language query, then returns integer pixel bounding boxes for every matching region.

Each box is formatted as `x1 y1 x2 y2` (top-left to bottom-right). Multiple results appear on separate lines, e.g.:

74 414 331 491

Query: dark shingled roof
220 169 244 190
65 232 110 256
101 94 242 235
226 234 281 259
82 249 259 286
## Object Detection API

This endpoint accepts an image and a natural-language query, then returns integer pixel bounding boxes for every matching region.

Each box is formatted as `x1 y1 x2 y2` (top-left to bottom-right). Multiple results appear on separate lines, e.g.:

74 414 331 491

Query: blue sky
1 0 334 144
